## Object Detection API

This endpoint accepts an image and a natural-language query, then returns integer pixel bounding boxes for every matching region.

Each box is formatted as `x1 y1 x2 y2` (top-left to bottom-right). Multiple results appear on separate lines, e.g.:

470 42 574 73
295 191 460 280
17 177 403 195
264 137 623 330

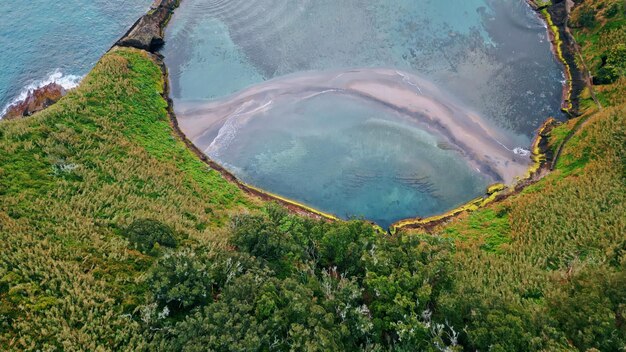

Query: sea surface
0 0 152 116
163 0 566 228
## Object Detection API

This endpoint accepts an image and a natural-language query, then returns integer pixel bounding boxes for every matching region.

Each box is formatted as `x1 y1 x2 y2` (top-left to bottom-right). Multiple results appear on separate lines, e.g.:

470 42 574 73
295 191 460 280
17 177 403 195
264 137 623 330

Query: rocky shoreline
0 0 181 121
528 0 588 116
1 83 66 120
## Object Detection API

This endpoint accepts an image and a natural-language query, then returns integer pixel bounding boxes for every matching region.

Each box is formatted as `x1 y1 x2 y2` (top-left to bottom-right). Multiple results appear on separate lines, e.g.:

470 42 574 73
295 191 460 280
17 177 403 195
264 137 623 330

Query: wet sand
176 68 531 184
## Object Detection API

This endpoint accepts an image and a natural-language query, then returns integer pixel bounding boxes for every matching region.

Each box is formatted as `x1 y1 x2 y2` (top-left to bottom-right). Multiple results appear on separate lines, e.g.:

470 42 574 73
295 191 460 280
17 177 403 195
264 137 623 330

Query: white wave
490 137 531 156
395 70 422 94
513 147 531 156
206 99 274 157
1 69 83 119
300 89 338 101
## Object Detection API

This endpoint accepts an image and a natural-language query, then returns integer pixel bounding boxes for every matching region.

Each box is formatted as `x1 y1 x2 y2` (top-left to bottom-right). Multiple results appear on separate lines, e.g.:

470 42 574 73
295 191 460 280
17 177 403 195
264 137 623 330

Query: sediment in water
177 68 531 186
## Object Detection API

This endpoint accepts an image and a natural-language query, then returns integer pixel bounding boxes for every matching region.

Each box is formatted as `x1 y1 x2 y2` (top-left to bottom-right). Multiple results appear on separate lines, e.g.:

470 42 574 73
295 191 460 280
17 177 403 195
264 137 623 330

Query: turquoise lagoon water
0 0 152 116
192 92 493 225
164 0 565 227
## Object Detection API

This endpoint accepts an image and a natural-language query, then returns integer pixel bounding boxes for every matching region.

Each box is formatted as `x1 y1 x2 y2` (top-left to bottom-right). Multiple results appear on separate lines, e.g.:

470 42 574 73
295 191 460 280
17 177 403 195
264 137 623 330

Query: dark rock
116 0 180 52
2 83 66 120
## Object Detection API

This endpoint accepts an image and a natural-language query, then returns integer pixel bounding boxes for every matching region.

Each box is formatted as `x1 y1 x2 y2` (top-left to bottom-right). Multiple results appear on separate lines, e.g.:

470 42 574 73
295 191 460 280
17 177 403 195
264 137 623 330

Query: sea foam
0 70 83 119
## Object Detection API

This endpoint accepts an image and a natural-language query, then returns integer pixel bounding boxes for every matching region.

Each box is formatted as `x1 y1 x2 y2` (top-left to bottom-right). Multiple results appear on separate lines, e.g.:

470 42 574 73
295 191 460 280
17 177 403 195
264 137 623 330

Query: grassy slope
0 48 257 349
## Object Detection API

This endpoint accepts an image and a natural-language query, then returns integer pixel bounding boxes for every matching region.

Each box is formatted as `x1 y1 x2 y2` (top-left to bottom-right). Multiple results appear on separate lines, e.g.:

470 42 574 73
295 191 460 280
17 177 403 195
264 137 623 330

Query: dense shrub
605 2 621 17
594 64 620 84
594 45 626 84
145 249 214 313
145 211 460 351
230 207 305 277
126 218 177 254
547 263 626 351
574 5 597 28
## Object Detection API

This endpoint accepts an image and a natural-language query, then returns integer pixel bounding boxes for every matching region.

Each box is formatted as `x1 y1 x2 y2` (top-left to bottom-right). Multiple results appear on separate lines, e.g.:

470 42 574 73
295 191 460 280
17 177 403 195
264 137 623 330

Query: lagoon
163 0 565 227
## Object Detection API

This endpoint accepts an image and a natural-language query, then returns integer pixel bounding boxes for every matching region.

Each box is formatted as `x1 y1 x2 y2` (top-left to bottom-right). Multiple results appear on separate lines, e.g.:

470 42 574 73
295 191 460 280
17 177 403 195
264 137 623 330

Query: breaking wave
1 70 82 119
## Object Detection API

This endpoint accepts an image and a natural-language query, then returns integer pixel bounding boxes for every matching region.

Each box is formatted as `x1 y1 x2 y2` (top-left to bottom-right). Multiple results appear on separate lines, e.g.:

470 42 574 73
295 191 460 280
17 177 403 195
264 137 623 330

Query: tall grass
0 48 256 349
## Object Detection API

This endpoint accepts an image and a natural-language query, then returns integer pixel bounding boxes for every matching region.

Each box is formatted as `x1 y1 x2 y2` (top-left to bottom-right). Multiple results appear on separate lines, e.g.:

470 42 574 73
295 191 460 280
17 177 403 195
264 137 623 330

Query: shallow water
0 0 152 116
163 0 565 227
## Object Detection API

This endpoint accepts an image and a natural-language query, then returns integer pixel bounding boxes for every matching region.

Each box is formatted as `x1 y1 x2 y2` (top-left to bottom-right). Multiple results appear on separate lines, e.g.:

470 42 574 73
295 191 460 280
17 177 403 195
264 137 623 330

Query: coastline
389 117 558 233
111 0 346 225
159 56 343 224
116 0 587 232
528 0 587 116
2 0 589 232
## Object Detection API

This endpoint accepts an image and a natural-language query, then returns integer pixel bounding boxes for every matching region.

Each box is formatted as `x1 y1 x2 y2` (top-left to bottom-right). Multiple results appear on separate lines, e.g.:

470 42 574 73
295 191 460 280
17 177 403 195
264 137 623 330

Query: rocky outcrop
2 83 66 120
116 0 180 52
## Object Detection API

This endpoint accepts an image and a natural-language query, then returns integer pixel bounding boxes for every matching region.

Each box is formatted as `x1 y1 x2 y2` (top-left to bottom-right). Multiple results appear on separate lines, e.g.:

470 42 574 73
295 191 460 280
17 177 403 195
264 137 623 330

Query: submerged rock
2 83 66 120
116 0 180 52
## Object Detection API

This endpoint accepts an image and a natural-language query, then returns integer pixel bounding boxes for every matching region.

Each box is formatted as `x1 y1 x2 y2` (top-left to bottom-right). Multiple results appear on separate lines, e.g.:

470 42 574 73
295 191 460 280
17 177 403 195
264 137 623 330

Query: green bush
594 45 626 84
606 44 626 73
230 208 304 277
547 263 626 351
594 65 620 84
126 218 177 254
605 2 621 18
145 249 214 312
575 6 597 28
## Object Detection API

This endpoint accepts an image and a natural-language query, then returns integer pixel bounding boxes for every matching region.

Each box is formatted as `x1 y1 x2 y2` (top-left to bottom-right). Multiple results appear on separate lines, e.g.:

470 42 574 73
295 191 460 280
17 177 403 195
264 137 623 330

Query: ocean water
0 0 152 116
163 0 565 228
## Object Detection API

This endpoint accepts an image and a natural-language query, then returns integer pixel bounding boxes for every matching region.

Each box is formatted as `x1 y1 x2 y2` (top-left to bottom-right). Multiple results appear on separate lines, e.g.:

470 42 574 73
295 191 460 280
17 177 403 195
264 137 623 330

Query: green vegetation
439 207 511 252
571 0 626 105
1 1 625 349
0 48 255 350
126 218 177 254
533 0 553 8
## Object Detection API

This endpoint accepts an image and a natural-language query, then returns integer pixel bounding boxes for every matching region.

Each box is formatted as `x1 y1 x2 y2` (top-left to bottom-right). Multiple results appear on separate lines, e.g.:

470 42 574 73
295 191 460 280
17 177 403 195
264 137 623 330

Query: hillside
0 0 624 351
